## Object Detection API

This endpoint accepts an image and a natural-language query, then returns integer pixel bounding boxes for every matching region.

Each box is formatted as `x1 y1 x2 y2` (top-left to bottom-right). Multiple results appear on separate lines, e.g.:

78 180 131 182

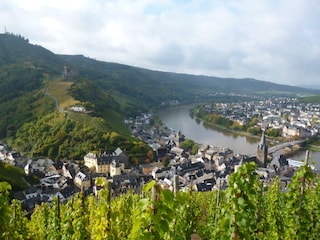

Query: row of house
203 97 320 139
83 147 130 175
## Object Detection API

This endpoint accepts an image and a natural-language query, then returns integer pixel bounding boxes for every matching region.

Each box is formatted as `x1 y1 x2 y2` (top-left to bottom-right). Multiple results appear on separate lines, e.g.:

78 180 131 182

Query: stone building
257 131 268 167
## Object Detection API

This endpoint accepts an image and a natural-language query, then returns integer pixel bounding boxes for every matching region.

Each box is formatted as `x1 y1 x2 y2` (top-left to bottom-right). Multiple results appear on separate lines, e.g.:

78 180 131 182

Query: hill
60 54 320 116
1 33 320 160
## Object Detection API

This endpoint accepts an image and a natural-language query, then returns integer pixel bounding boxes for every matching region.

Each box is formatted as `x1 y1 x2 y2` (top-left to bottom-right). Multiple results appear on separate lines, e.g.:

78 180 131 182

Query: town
1 95 319 214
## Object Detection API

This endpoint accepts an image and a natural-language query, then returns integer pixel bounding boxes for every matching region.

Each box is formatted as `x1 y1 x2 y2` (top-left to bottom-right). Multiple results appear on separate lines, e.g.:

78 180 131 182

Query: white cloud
0 0 319 86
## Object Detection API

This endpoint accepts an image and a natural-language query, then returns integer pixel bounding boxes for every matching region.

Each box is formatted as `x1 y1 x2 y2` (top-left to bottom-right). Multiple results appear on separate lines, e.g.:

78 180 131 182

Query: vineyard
1 162 320 239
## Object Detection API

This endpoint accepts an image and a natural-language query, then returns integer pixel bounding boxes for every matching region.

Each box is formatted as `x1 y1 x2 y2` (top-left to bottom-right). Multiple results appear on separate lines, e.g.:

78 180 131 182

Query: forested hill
0 33 64 139
0 33 63 72
60 54 320 99
1 33 319 160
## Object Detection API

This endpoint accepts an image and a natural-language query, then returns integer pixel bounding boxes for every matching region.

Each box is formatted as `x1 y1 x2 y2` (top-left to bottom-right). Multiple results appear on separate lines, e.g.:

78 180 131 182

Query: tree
247 126 261 135
180 139 195 151
265 128 280 137
0 182 12 237
131 157 139 165
161 156 170 167
147 150 154 161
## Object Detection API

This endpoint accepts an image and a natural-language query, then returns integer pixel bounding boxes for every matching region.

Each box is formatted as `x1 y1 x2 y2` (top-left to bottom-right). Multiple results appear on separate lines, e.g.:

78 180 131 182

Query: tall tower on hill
257 130 268 167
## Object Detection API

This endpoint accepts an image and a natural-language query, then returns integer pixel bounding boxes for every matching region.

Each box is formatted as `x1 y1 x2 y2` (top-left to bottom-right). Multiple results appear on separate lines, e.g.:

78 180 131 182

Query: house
193 172 214 185
282 125 309 138
152 166 172 180
195 182 214 192
62 162 79 179
204 149 216 160
24 158 54 177
84 149 129 175
74 171 91 191
140 162 164 175
59 185 80 203
48 160 64 175
110 160 122 177
212 153 225 166
39 174 65 188
224 148 234 159
84 152 98 169
112 173 139 194
113 148 130 169
24 186 38 200
178 161 205 175
96 153 112 174
84 152 112 174
158 178 173 190
170 146 185 156
70 106 86 112
40 185 60 202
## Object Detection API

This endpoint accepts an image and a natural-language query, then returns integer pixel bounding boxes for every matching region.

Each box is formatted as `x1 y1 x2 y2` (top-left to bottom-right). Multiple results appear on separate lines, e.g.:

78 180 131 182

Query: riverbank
305 144 320 152
197 116 282 145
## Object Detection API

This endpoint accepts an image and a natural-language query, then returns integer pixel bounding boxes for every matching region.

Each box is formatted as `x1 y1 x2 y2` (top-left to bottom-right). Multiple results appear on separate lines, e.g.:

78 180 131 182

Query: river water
158 104 320 168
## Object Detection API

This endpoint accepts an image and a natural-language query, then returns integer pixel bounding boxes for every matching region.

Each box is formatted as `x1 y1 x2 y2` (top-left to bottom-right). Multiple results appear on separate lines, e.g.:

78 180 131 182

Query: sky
1 0 319 87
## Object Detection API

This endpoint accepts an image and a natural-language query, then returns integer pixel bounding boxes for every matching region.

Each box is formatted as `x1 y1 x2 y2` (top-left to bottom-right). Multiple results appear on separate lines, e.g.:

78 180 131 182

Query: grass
68 112 111 132
44 78 131 137
47 79 80 109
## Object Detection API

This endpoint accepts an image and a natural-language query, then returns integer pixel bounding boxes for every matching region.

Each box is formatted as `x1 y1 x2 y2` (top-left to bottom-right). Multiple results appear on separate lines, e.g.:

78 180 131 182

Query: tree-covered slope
60 54 320 111
0 33 63 71
0 33 64 138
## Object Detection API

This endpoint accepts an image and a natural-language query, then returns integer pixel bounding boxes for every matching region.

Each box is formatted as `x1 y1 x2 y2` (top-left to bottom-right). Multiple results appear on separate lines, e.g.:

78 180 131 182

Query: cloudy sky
1 0 319 87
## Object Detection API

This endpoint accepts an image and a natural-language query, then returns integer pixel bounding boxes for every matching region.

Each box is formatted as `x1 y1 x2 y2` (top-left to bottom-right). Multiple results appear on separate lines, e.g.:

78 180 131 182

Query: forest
1 162 320 239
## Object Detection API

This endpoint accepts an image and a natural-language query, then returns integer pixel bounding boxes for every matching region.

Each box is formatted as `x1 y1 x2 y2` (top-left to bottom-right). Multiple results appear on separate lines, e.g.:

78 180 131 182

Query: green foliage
180 139 195 150
0 162 30 191
2 162 320 239
180 138 199 154
306 135 320 146
11 111 148 160
247 126 262 135
265 127 281 137
1 182 29 239
161 156 170 167
298 95 320 103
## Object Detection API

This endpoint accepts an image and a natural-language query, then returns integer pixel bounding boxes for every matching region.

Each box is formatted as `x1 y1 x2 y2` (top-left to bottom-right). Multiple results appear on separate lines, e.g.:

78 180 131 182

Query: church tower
257 130 268 167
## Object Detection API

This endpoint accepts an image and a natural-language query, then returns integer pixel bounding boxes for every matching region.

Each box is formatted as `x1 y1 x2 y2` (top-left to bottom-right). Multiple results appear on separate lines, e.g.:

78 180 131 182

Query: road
45 88 64 113
268 140 306 154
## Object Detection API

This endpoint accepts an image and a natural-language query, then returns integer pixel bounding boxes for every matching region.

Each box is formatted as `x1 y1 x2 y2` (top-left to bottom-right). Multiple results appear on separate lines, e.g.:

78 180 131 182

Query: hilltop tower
257 130 268 167
62 65 68 79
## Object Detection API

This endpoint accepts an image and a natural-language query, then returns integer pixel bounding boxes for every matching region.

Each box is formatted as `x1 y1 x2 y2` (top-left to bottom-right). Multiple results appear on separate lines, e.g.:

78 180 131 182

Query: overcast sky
1 0 319 87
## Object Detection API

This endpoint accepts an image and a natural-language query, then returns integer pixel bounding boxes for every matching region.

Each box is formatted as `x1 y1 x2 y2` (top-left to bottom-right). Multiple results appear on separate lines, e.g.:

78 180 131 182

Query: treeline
298 95 320 103
1 162 320 239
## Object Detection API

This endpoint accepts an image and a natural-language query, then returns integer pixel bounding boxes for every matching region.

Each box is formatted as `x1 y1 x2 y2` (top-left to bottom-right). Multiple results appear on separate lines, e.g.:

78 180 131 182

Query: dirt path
45 87 65 113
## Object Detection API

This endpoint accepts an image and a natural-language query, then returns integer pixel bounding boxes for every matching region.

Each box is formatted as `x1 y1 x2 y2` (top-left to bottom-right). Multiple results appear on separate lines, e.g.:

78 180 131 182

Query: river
158 104 320 168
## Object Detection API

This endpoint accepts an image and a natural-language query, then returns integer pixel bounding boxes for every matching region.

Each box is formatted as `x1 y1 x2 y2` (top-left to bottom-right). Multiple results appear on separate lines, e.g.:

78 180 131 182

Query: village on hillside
1 96 319 214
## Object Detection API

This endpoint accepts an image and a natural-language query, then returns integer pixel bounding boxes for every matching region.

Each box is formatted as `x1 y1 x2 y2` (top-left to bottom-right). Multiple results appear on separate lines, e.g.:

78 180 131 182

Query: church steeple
257 130 268 167
258 130 267 149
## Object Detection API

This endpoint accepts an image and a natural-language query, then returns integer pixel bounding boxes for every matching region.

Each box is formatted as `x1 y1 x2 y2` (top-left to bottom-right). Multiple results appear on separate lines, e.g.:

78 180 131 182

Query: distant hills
1 32 319 160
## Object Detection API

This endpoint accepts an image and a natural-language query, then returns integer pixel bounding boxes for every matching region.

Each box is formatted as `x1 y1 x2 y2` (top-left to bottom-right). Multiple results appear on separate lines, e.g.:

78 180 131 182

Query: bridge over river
268 140 306 154
249 139 306 157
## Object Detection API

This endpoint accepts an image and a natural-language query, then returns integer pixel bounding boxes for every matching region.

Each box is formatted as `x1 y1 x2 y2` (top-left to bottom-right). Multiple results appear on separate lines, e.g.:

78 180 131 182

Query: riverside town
1 95 319 215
